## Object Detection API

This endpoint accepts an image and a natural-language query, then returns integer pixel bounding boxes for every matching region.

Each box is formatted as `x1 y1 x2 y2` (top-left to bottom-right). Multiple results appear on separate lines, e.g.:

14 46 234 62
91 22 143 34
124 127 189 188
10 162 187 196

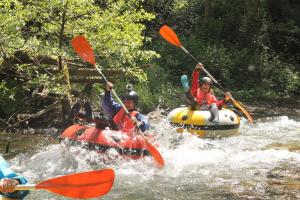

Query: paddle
159 25 253 123
71 36 165 168
16 169 114 199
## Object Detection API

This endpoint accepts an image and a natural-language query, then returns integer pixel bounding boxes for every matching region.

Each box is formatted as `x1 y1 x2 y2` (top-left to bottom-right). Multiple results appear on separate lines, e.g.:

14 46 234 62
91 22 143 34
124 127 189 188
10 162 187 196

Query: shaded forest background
0 0 299 129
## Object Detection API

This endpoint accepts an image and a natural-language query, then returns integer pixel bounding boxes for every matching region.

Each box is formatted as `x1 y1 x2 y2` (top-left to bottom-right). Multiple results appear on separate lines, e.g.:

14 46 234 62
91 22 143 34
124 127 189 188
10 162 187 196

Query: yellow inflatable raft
167 107 240 138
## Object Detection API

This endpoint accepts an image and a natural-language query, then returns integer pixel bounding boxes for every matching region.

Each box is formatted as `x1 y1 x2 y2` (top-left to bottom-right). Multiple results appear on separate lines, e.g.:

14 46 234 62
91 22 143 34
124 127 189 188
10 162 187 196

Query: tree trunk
60 61 72 126
58 0 71 126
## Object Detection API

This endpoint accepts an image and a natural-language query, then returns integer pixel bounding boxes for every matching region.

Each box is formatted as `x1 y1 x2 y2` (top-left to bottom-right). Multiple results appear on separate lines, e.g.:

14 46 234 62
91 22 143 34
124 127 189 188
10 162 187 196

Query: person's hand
130 117 142 127
195 63 203 71
0 178 18 193
106 82 113 91
225 92 232 101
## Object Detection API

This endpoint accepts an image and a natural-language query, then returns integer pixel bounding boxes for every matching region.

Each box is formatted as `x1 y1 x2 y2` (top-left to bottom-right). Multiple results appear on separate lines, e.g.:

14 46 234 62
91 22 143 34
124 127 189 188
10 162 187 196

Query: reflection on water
1 115 300 200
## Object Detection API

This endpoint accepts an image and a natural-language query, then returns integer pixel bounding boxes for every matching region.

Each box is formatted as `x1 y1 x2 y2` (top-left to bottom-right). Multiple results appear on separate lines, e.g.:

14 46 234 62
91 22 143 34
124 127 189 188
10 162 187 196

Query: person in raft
187 63 232 121
0 156 29 199
102 82 149 133
69 101 110 130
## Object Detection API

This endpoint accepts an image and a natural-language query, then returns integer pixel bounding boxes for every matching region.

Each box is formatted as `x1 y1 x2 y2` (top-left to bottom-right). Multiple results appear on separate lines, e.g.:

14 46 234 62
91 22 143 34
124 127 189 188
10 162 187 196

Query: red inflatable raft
60 124 157 160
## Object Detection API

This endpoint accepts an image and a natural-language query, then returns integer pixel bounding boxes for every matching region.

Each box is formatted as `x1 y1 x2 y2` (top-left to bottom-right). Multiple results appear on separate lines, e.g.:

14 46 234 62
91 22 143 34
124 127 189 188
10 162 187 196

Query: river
1 103 300 200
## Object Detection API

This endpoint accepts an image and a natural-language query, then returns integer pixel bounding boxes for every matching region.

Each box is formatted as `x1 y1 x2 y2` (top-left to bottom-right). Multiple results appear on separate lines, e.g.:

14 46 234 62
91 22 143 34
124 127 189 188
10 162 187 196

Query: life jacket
113 108 138 132
195 89 218 106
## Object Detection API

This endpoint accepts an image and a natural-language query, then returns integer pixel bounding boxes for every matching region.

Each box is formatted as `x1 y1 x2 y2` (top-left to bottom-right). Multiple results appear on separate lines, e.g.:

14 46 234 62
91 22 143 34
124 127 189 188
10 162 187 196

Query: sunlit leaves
0 0 26 56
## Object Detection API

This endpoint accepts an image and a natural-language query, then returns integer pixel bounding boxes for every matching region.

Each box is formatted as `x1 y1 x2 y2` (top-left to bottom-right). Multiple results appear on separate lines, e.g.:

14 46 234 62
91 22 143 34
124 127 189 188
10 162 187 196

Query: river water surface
1 106 300 199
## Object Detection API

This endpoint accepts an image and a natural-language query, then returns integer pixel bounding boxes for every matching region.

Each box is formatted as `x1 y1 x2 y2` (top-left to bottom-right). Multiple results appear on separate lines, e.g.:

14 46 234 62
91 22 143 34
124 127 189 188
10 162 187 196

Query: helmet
200 77 212 85
122 84 139 106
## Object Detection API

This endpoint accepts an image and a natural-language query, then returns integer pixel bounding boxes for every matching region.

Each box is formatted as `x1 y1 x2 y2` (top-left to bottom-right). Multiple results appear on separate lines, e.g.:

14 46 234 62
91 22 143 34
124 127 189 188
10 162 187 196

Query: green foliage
136 82 184 113
1 0 159 75
0 81 15 102
134 65 186 113
0 80 24 116
1 0 300 121
147 0 300 99
13 0 159 71
0 0 26 57
0 0 160 118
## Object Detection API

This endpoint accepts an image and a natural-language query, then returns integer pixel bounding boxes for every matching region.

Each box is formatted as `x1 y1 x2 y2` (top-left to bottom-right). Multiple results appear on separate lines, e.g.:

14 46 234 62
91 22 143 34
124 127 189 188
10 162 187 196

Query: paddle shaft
16 184 36 190
180 46 224 90
94 64 131 116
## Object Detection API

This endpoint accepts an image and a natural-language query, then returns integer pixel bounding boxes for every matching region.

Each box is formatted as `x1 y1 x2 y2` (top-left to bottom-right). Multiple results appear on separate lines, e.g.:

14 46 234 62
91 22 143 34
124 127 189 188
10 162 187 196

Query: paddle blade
145 139 165 168
36 169 115 199
231 98 253 123
159 25 182 48
71 36 96 66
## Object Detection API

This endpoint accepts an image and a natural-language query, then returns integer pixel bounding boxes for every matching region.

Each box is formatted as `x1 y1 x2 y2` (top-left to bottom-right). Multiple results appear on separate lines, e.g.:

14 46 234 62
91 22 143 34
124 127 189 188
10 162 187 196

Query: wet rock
264 142 300 152
266 163 300 199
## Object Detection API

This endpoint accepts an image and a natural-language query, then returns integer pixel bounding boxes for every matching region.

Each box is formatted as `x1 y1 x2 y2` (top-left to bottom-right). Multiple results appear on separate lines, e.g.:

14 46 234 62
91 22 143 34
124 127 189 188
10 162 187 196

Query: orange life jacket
113 108 138 132
195 89 219 106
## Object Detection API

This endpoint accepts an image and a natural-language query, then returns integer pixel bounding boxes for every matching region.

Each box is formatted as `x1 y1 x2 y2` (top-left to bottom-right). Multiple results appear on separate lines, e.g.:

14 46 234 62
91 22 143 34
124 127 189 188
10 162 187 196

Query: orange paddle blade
71 36 96 66
36 169 115 199
61 124 85 139
231 98 253 123
145 139 164 168
159 25 182 48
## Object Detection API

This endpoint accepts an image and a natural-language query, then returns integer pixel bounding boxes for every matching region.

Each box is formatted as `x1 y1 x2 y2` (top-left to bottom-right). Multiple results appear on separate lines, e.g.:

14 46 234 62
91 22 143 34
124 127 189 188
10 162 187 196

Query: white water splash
8 115 300 200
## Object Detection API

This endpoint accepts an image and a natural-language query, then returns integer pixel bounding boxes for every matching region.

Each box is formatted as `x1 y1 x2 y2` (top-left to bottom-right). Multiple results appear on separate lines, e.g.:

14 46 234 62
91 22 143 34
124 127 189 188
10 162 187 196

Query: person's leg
209 103 219 122
186 91 198 110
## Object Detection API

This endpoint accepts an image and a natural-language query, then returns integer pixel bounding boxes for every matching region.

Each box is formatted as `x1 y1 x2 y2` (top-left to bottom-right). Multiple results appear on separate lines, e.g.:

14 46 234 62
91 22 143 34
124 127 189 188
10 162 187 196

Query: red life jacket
190 70 225 108
195 89 219 106
113 108 138 132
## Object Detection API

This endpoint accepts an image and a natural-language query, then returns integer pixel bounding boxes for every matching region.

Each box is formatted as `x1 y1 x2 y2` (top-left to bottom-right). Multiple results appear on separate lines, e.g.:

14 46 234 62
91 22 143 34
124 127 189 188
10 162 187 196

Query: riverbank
246 96 300 120
1 95 299 133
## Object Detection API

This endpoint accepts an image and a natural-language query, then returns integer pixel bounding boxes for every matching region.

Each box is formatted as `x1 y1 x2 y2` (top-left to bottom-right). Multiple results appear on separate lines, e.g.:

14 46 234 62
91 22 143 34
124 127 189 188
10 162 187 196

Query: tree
0 0 159 126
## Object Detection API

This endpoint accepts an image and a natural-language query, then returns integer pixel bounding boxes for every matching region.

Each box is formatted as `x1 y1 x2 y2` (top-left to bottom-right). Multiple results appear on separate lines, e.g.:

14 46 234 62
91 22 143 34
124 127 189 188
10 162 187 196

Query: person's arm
215 92 231 109
190 64 203 97
134 113 150 132
0 157 29 199
102 82 122 118
216 98 225 109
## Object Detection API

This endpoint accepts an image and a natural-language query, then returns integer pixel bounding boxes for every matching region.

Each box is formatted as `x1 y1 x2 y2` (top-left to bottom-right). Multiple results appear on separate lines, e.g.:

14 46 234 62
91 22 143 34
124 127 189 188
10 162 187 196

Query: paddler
102 82 149 133
187 63 232 121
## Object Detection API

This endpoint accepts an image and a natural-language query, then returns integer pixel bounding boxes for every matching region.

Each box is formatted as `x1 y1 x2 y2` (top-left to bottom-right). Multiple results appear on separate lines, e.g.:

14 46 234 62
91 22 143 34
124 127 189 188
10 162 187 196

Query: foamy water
8 115 300 199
